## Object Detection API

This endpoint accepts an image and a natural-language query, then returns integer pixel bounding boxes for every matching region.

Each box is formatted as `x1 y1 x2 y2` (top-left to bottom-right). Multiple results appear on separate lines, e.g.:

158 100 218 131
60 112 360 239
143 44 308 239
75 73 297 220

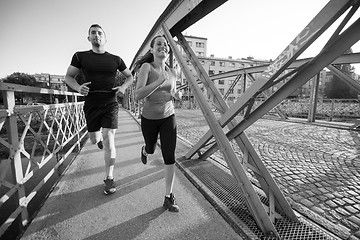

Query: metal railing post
2 89 29 228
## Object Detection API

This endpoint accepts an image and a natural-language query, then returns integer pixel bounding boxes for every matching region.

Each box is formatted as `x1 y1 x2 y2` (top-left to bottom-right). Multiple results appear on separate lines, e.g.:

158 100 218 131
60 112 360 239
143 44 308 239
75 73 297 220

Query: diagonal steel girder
198 1 360 159
209 52 360 81
162 24 282 238
130 0 227 70
176 31 297 226
130 0 359 237
327 64 360 93
185 0 357 160
176 52 360 93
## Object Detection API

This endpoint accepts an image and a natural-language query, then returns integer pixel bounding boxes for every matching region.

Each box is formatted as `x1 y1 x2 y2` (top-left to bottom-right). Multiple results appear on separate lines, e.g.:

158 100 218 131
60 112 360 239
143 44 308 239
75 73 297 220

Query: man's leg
88 130 102 147
102 128 116 179
102 128 116 195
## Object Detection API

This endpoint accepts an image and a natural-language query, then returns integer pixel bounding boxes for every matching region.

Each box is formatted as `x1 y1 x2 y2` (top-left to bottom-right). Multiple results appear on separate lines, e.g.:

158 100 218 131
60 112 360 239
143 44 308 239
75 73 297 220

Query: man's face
88 27 106 48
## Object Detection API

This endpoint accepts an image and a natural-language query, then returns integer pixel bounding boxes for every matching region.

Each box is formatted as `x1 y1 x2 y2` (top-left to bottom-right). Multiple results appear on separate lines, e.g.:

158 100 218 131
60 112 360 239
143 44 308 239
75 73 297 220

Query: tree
0 72 39 104
2 72 37 86
325 48 358 99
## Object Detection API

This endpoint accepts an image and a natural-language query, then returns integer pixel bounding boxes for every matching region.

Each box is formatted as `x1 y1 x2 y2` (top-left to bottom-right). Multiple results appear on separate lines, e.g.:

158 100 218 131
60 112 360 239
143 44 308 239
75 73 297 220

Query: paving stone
346 206 359 214
176 110 360 238
349 216 360 226
311 206 325 215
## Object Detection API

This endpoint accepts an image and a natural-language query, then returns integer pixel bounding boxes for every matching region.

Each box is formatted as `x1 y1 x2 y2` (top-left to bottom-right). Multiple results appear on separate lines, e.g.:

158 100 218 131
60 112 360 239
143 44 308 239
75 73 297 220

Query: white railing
0 83 87 238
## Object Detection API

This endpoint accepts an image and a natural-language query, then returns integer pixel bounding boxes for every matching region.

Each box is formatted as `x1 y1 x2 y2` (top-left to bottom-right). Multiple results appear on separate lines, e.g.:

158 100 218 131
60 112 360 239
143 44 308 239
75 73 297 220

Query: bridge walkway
20 107 243 240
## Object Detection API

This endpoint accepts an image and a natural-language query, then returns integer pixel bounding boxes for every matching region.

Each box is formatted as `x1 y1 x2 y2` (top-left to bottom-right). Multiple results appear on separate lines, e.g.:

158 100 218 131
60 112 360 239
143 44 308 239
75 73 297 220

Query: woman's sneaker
141 146 148 164
103 177 116 195
163 193 179 212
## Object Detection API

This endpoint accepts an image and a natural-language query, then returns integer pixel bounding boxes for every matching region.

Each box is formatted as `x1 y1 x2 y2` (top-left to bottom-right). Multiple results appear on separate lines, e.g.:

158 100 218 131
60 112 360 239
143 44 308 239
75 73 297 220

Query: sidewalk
21 108 243 240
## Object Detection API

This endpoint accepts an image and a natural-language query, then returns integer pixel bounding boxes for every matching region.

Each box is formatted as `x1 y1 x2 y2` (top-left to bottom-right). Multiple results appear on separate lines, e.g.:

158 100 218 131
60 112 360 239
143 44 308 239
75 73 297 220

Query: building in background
174 35 270 104
175 35 360 103
33 73 67 91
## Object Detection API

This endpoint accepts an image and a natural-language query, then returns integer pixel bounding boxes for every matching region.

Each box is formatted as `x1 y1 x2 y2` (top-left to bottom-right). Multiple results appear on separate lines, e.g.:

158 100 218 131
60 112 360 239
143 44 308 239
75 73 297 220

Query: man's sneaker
141 145 148 164
103 178 116 195
163 193 179 212
97 140 103 149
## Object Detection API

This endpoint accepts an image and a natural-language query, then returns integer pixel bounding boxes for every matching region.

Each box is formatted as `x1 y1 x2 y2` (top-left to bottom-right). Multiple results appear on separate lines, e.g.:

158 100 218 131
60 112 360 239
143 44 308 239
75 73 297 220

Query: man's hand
78 82 91 96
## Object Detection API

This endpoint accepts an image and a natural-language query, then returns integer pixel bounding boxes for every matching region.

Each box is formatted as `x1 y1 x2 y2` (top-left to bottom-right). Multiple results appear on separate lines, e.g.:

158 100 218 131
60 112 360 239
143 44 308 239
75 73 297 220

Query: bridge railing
0 83 87 238
249 98 360 122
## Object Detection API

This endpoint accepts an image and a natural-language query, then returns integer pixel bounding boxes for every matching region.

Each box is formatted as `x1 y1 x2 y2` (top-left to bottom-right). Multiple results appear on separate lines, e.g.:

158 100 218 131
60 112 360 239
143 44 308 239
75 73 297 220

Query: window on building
219 71 224 74
219 80 224 85
237 89 242 94
230 62 236 67
229 80 234 85
187 41 192 46
209 70 215 76
219 62 225 67
196 52 204 57
219 88 224 95
200 60 205 65
228 89 234 94
210 61 215 66
196 42 204 48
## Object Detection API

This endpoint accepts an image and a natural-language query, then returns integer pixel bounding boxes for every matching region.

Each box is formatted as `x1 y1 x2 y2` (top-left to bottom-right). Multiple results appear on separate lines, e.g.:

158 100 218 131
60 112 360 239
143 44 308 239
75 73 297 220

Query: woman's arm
135 63 166 101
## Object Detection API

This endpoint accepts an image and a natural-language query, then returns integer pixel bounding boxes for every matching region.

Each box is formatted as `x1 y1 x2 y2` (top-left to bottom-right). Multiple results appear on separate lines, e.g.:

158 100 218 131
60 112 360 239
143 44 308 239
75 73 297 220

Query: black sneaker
141 146 148 164
103 178 116 195
97 140 103 149
163 193 179 212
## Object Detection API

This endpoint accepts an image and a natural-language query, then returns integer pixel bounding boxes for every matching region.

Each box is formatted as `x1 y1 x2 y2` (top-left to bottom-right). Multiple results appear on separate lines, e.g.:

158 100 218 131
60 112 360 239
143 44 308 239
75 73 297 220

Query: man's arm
65 65 81 92
65 66 91 95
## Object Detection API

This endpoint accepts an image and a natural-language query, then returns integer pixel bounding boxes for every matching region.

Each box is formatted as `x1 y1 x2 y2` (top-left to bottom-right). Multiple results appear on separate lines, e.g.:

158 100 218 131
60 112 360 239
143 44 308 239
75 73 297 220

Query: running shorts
83 102 119 132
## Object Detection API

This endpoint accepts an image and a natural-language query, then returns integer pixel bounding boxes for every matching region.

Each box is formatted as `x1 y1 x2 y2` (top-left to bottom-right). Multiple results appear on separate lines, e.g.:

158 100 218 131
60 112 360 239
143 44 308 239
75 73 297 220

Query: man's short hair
88 24 105 35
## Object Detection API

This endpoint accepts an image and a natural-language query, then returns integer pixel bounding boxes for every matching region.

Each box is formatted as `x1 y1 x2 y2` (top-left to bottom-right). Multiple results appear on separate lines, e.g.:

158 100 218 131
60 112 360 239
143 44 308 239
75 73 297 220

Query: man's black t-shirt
70 50 127 104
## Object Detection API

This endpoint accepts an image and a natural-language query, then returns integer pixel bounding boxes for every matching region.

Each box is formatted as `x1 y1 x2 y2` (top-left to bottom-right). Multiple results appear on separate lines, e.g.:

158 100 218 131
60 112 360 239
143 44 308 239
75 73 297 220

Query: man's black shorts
83 102 119 132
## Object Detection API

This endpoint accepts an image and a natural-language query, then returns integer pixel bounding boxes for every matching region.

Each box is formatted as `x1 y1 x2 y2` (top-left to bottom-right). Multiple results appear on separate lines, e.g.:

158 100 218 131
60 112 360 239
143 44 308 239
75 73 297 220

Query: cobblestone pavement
176 109 360 240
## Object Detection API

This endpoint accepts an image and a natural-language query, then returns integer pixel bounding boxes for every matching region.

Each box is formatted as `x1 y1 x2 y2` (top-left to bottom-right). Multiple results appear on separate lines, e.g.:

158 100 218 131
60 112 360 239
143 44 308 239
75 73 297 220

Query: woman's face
151 36 170 59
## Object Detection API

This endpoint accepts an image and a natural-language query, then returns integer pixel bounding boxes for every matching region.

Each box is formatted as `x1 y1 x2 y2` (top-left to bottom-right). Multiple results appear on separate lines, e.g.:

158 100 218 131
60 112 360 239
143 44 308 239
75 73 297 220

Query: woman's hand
157 70 168 87
172 90 183 100
112 85 126 95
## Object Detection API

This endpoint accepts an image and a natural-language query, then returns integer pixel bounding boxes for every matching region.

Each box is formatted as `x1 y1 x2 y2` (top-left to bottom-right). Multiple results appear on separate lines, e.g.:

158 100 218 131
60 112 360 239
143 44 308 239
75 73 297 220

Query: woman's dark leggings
141 114 177 165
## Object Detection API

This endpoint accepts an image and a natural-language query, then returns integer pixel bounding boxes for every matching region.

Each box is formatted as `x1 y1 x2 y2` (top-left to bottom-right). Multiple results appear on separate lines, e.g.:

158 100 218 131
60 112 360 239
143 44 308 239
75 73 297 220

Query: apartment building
34 73 67 91
175 35 270 102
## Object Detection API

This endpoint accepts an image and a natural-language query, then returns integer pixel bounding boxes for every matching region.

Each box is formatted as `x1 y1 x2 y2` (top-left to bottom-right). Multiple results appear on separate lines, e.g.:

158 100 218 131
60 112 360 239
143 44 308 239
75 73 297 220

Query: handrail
0 82 81 96
0 83 87 238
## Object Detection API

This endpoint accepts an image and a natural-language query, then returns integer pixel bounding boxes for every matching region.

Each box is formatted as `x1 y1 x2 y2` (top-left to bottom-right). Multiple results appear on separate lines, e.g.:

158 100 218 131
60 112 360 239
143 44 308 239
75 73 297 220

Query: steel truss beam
163 24 284 237
130 0 360 237
191 0 360 162
209 52 360 81
327 64 360 93
176 52 360 94
130 0 227 69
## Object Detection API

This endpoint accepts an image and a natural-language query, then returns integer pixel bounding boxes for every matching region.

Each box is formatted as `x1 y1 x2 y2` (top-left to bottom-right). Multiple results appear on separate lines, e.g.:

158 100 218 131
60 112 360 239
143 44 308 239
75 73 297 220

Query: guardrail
250 98 360 123
0 83 87 238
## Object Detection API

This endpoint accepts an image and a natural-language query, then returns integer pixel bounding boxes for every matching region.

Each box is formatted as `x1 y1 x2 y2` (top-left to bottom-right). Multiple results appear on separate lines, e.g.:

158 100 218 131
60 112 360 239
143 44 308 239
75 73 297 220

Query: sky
1 0 359 78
